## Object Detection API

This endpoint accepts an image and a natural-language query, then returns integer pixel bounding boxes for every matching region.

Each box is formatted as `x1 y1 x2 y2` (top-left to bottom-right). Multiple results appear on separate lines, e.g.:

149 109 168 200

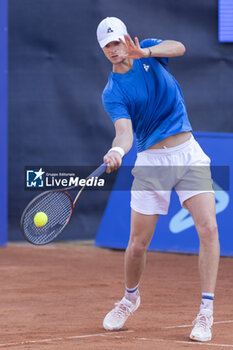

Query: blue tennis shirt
102 38 192 152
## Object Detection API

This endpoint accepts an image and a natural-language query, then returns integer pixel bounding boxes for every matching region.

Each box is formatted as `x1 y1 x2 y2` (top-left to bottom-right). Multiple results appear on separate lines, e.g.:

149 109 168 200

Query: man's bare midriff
148 131 192 149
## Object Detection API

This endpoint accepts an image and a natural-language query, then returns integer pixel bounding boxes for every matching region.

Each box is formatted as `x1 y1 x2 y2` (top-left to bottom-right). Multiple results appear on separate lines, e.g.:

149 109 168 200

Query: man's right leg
103 209 159 330
125 209 159 290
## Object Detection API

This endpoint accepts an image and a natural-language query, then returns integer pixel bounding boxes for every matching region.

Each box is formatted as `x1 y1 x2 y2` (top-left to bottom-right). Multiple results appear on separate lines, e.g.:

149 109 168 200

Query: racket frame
20 189 74 245
20 163 106 245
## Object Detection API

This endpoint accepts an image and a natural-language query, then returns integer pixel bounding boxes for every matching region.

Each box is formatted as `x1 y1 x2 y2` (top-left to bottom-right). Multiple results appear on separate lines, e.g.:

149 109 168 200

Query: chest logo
143 64 150 72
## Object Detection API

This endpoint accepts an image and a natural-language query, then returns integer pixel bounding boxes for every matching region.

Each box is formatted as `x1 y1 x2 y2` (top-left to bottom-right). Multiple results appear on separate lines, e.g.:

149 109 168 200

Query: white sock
201 293 214 313
125 285 139 303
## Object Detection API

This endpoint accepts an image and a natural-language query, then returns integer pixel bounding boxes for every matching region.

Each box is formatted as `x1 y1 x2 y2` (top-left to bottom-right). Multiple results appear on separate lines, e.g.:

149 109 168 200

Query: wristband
148 47 152 57
108 146 125 158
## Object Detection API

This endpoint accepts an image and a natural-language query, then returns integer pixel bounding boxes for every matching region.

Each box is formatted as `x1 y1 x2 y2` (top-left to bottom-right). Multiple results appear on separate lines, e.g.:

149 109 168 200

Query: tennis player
97 17 219 342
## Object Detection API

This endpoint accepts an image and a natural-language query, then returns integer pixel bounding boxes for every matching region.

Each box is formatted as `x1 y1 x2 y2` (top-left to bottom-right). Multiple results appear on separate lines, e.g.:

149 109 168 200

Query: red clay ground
0 242 233 350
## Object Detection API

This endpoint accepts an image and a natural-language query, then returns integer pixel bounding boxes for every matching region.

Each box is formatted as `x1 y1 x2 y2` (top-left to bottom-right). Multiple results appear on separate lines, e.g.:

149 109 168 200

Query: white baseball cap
97 17 127 48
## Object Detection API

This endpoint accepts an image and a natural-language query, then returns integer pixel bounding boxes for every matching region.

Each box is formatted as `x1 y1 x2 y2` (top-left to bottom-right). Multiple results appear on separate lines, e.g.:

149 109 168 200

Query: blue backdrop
0 0 7 246
8 0 233 242
95 132 232 257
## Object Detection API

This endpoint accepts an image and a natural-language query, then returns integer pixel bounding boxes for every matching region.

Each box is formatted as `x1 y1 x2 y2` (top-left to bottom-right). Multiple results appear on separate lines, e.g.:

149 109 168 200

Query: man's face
102 41 126 64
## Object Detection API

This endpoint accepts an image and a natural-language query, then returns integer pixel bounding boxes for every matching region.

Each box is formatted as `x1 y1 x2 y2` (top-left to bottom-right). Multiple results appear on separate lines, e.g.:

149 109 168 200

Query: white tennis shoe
103 296 140 330
190 309 213 342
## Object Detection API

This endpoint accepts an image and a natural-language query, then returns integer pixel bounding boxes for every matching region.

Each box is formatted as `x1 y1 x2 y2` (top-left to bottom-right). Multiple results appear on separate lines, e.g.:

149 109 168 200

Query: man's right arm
104 118 133 173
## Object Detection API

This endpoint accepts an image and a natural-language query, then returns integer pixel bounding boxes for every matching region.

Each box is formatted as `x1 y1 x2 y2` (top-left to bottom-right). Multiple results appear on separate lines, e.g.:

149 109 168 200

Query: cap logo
107 27 114 33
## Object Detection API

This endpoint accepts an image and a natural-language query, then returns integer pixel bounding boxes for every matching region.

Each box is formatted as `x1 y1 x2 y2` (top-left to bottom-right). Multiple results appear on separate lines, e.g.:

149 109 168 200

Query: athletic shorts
130 135 214 215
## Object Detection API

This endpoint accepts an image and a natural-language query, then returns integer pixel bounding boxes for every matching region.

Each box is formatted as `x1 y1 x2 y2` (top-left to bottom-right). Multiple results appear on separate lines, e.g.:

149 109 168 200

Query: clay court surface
0 242 233 350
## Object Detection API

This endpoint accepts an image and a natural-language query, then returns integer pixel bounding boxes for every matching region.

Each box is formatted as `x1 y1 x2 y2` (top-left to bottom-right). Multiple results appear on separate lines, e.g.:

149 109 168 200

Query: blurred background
3 0 233 243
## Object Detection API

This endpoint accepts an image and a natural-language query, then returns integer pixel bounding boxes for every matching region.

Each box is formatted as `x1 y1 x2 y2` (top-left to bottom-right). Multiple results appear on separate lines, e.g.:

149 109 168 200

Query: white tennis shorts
130 135 214 215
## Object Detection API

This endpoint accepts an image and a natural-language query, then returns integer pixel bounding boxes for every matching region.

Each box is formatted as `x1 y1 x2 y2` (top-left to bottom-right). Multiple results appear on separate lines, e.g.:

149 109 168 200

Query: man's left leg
184 192 220 342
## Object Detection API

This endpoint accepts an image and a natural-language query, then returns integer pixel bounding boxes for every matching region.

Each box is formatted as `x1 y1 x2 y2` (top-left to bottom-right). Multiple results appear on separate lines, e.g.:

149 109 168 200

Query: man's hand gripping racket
20 163 106 245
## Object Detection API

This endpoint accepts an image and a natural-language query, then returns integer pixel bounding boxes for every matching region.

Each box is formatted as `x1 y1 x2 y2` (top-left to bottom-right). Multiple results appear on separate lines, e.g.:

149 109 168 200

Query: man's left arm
146 40 185 58
119 34 185 59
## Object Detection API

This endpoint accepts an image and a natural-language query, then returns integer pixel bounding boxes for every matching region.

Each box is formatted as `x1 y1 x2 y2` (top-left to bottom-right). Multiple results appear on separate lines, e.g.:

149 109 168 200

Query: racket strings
22 192 72 244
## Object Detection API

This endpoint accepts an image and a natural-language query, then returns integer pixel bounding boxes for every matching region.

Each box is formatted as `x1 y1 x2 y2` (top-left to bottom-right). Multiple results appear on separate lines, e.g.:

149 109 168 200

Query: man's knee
197 220 218 245
127 238 148 259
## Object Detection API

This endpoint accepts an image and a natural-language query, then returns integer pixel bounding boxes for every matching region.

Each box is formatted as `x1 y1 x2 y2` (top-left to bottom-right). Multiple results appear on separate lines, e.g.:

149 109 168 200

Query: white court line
2 331 233 349
134 337 233 348
164 319 233 329
175 340 233 348
0 330 134 348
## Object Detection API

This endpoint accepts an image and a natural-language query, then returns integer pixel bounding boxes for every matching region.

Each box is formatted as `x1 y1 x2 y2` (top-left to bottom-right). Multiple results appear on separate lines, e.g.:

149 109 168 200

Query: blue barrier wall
0 0 8 246
95 132 232 257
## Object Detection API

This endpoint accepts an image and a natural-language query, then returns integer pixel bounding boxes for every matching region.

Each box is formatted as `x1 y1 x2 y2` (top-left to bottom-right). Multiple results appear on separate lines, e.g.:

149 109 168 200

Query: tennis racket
20 163 106 245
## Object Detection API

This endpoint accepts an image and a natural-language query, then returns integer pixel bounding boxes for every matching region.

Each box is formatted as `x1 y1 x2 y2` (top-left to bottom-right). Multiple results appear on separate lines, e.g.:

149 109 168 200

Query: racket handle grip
88 163 107 178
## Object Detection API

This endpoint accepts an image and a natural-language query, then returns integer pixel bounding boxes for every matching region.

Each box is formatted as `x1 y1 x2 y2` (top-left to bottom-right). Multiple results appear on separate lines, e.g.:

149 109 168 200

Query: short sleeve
140 38 164 48
102 90 131 124
140 38 169 70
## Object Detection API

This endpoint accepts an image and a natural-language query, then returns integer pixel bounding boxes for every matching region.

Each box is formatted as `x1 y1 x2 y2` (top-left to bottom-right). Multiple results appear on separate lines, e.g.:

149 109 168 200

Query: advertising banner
95 132 232 256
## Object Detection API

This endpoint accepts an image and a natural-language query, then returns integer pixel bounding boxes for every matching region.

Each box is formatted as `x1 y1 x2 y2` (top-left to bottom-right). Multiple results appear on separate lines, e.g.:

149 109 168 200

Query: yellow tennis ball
34 212 48 227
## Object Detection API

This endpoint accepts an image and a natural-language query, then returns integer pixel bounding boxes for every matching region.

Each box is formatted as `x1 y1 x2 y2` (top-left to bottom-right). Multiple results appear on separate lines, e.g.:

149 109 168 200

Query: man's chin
112 58 125 65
